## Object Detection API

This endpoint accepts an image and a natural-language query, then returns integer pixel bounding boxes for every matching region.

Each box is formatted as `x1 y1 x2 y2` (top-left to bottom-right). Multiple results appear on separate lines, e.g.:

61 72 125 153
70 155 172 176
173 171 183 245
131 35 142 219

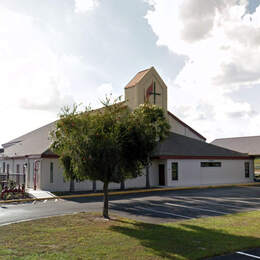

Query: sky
0 0 260 146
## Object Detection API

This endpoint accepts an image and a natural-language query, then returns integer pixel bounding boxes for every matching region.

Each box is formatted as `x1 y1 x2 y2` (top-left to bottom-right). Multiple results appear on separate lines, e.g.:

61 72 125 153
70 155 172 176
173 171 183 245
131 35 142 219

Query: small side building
153 133 254 187
212 136 260 178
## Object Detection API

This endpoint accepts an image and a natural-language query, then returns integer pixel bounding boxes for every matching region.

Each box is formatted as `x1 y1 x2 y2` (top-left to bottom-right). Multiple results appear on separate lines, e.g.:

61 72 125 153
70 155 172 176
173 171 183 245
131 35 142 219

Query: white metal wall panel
167 159 254 187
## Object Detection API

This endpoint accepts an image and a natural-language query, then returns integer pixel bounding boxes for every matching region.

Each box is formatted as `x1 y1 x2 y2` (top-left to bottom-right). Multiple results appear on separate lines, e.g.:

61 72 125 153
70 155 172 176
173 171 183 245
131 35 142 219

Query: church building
0 67 254 191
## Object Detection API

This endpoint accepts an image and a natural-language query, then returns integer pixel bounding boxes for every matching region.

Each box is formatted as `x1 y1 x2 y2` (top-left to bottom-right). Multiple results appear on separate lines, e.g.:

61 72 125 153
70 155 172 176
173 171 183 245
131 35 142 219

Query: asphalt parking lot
209 248 260 259
64 184 260 223
109 185 260 223
2 185 260 259
2 184 260 226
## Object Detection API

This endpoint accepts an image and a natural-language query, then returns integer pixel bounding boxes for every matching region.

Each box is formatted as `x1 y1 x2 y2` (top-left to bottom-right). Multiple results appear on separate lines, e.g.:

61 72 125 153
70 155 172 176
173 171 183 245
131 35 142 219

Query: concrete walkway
26 189 56 199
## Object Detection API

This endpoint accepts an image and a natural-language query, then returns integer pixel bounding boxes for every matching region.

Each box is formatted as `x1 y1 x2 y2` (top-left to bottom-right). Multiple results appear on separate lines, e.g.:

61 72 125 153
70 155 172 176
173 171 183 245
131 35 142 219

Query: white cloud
0 6 94 145
74 0 99 13
98 82 113 94
145 0 260 140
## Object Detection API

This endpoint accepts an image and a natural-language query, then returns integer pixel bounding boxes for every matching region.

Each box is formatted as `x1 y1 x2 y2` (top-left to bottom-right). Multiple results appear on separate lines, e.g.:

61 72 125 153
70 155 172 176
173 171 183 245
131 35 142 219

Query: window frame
200 162 222 167
245 162 250 178
16 164 20 174
50 162 54 183
171 162 178 181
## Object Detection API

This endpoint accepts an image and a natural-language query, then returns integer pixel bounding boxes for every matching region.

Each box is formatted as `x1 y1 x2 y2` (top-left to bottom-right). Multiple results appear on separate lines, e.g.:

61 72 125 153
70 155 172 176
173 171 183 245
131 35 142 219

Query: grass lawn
1 211 260 260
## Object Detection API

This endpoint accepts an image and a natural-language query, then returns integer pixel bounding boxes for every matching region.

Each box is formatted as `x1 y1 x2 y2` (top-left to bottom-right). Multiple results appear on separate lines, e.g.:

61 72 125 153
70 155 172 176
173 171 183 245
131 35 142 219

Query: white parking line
222 199 260 205
237 251 260 259
111 200 192 219
171 196 246 210
135 206 192 219
194 196 260 206
165 202 229 215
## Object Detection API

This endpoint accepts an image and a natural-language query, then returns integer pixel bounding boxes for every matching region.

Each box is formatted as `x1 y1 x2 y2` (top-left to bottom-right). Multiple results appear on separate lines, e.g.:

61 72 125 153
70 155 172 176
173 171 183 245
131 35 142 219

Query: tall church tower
124 67 206 142
124 67 167 112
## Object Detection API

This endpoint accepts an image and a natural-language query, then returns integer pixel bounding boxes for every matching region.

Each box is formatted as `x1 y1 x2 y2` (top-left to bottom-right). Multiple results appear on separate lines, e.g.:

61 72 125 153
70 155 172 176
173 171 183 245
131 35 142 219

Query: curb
0 182 259 204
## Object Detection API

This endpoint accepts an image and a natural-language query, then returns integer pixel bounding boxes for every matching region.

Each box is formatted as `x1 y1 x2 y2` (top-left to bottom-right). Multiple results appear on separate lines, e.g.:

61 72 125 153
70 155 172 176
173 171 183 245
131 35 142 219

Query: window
3 162 5 173
16 164 20 173
172 162 178 181
6 164 9 174
27 163 30 185
201 162 221 167
50 162 54 183
23 165 26 183
245 162 250 178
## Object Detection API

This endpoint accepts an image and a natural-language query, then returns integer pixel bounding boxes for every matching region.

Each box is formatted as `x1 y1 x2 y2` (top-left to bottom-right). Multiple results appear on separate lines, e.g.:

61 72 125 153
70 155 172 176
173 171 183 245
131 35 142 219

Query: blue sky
0 0 260 145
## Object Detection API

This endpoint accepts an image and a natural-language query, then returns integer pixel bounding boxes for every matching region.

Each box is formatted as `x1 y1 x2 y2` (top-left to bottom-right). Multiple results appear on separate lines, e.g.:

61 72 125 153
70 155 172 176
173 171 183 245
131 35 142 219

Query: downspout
34 159 42 190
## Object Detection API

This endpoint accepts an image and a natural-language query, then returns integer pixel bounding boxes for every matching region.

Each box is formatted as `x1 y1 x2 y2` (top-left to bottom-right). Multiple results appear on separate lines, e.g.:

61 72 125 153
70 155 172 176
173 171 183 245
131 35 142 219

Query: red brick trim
168 111 206 141
1 154 59 159
153 155 251 160
41 154 59 159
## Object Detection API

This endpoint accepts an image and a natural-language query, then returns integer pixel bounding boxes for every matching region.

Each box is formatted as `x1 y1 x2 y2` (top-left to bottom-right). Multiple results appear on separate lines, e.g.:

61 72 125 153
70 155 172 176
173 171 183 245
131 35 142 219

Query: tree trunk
92 180 96 192
103 181 109 219
120 180 125 190
146 165 150 188
69 179 75 192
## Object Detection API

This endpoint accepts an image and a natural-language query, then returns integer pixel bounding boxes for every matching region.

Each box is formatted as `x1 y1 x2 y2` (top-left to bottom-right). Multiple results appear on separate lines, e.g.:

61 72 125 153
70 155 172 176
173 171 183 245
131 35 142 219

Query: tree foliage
51 99 170 218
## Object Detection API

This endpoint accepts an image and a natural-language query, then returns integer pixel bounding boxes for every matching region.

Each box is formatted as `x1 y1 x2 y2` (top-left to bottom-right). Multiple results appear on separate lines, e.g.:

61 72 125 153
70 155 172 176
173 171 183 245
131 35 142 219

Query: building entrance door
159 164 165 186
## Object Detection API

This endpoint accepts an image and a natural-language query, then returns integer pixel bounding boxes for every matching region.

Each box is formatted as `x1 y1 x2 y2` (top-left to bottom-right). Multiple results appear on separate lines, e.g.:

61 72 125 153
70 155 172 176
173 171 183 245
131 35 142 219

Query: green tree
137 104 170 188
50 105 81 193
60 155 76 192
51 100 170 219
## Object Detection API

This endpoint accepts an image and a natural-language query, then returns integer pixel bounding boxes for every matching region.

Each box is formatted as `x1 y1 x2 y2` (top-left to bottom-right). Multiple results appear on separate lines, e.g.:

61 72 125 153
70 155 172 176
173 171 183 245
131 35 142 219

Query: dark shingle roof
2 122 56 157
153 132 249 158
1 102 126 158
212 136 260 156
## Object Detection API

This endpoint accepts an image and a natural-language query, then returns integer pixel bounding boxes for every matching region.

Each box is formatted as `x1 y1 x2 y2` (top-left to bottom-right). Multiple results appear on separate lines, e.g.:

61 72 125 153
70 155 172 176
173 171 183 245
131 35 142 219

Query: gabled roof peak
125 67 154 89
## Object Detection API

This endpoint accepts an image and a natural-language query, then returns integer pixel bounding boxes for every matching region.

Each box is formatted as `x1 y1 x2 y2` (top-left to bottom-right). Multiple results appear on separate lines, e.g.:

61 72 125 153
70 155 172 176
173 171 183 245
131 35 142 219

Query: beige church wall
168 115 204 141
0 159 4 174
200 159 254 185
27 158 38 189
185 130 204 141
166 159 254 187
95 180 120 190
166 159 201 187
40 159 93 192
0 158 15 174
40 159 146 192
124 173 146 189
125 87 138 111
0 158 27 187
0 157 35 189
149 160 160 186
125 161 159 188
0 158 25 174
125 68 167 113
93 160 160 190
137 71 167 111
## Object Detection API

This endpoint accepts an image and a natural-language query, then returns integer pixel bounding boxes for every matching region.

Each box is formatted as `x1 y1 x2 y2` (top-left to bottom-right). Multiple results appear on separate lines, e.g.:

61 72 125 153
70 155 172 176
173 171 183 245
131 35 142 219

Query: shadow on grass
110 221 260 260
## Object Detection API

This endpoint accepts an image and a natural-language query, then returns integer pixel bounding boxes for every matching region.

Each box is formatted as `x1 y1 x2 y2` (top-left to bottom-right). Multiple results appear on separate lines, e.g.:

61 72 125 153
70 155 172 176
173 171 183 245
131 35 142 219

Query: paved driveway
208 248 260 259
108 185 260 223
1 185 260 225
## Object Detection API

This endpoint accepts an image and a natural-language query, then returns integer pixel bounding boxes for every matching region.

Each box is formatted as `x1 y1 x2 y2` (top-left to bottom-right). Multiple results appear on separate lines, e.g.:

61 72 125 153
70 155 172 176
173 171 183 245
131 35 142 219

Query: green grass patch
1 211 260 259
